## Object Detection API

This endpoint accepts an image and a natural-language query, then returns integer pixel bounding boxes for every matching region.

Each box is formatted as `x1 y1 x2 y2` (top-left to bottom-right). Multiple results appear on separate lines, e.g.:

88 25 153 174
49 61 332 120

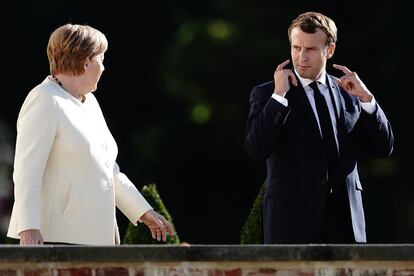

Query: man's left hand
333 64 374 102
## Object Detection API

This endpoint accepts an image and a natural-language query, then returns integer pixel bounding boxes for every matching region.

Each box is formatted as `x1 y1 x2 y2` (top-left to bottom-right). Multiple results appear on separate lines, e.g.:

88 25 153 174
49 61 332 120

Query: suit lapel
327 75 346 158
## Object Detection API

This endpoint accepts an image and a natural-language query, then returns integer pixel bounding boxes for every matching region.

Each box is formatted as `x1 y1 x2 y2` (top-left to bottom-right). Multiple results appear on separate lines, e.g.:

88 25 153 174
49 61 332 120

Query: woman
7 24 174 245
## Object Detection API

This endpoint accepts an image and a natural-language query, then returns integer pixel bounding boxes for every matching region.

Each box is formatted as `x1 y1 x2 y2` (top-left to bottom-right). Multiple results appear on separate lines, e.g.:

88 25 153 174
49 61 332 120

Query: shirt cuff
360 97 376 115
271 93 288 107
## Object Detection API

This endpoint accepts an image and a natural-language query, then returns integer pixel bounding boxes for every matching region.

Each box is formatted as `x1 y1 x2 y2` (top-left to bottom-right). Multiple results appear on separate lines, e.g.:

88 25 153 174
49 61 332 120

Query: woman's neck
51 74 85 103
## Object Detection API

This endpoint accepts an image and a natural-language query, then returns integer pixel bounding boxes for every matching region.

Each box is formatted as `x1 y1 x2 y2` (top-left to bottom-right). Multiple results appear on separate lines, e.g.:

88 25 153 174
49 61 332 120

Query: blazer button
107 180 113 187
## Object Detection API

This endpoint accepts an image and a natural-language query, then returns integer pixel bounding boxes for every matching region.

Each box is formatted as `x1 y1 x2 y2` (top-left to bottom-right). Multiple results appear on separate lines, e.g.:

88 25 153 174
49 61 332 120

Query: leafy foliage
123 184 180 244
240 182 265 244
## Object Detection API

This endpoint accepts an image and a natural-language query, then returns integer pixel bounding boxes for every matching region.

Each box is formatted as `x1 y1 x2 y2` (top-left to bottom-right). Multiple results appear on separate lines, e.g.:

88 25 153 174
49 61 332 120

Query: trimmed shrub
123 183 180 244
240 182 265 244
0 236 18 244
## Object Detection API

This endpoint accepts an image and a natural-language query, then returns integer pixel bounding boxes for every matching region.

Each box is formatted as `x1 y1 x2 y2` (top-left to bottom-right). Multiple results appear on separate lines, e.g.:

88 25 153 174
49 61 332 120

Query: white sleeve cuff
360 97 376 114
271 93 288 107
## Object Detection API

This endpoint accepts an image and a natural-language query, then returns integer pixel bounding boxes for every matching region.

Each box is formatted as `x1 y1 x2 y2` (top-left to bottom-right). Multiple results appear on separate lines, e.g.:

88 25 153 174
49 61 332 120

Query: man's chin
297 71 310 79
296 69 316 80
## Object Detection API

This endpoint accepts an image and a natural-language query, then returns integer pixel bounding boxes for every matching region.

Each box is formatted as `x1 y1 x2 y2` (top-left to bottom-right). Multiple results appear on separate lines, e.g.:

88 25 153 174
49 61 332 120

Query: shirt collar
294 69 327 89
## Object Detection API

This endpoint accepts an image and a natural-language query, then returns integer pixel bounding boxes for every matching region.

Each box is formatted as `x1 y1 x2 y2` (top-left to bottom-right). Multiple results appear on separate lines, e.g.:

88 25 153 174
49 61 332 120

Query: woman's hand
140 210 175 242
19 229 44 245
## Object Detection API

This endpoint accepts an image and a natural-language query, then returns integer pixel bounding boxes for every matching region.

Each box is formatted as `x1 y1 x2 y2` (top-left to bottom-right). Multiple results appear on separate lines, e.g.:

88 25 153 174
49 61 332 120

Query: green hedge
240 182 265 244
0 236 18 244
123 183 180 244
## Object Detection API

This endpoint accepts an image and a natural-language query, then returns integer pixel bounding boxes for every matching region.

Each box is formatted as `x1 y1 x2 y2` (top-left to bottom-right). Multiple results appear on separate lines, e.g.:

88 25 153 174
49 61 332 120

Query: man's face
290 26 335 80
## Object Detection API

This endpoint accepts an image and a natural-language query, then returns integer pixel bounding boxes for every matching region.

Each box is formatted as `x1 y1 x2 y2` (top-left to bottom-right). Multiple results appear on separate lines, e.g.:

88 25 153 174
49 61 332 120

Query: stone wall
1 245 414 275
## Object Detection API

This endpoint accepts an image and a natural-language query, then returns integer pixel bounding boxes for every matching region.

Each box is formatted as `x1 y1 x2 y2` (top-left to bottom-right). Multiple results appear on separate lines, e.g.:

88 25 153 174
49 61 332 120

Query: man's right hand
19 229 44 245
273 59 298 97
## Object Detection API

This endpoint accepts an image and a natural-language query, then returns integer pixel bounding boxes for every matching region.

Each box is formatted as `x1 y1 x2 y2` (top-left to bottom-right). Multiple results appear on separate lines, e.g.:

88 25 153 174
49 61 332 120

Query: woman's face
84 52 105 93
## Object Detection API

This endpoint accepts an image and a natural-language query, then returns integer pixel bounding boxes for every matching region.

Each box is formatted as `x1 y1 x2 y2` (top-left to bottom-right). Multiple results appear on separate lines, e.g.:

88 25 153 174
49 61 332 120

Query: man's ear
327 43 336 59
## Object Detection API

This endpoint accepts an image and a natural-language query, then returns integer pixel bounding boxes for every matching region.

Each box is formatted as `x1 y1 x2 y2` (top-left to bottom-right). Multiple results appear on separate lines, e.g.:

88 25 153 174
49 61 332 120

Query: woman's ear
84 57 91 69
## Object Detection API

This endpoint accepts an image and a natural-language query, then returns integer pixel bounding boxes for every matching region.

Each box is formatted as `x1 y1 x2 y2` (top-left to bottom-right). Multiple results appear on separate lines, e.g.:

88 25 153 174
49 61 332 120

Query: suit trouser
314 186 355 243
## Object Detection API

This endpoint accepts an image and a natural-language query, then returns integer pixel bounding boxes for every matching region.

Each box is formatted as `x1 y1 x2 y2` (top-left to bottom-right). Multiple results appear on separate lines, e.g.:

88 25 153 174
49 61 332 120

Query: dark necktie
309 81 340 189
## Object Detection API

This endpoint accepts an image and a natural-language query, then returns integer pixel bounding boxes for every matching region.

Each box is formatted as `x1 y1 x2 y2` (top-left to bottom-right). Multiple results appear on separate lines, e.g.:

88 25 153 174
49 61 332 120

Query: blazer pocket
355 179 363 191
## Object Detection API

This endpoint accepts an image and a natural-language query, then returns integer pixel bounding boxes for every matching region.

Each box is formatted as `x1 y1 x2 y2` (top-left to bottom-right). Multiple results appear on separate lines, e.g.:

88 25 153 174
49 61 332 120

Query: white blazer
7 77 152 245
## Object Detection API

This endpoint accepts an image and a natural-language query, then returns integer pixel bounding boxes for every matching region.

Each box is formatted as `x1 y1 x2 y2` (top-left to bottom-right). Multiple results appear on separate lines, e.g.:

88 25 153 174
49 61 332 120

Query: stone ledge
1 244 414 263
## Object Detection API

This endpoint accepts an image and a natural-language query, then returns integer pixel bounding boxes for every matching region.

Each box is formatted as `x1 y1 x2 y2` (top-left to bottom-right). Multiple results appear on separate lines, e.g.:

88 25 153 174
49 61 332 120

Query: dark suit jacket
245 74 394 243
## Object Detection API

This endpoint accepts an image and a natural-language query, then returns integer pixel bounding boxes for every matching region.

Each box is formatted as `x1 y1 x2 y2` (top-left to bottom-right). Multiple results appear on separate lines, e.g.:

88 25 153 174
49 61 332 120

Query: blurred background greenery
0 0 410 244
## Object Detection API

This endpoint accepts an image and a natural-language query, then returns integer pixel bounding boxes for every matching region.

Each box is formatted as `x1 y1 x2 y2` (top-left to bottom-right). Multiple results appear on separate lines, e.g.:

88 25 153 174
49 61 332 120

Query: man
245 12 394 244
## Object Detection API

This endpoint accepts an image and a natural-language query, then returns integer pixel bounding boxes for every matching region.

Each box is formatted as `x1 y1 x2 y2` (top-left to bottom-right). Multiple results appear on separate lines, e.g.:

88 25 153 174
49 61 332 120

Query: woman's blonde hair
47 24 108 76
